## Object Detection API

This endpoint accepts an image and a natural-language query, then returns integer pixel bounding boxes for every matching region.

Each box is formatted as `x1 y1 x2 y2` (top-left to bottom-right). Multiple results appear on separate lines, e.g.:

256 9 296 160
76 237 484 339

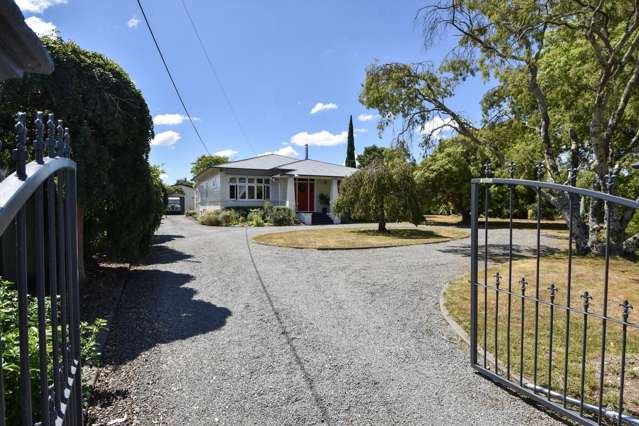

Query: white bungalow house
193 148 357 224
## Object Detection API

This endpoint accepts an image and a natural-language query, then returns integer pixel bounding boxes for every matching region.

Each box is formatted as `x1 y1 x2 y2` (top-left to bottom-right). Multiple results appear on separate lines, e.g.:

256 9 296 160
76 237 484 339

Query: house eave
0 1 54 80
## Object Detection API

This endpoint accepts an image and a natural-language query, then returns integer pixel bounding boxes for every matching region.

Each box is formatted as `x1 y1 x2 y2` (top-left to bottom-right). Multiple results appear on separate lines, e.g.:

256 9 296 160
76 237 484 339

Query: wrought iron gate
470 163 639 425
0 112 81 425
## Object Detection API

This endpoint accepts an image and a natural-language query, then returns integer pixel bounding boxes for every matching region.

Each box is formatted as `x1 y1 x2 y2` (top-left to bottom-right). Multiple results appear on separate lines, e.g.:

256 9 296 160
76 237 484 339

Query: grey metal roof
276 159 357 178
217 154 297 170
0 1 54 80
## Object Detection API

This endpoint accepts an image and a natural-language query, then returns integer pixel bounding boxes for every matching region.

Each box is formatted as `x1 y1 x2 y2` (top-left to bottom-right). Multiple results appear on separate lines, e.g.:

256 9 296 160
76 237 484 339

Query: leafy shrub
185 209 197 218
223 209 241 225
248 209 264 227
0 279 106 423
270 207 294 226
198 210 223 226
263 202 274 221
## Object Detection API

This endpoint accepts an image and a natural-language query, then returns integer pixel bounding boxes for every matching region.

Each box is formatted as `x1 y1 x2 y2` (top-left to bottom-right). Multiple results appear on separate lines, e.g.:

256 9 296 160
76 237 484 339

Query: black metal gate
470 164 639 425
0 112 81 425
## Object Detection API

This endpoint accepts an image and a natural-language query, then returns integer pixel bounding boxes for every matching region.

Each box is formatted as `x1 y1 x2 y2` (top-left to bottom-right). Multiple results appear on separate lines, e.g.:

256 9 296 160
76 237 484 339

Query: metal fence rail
0 112 80 425
470 164 639 425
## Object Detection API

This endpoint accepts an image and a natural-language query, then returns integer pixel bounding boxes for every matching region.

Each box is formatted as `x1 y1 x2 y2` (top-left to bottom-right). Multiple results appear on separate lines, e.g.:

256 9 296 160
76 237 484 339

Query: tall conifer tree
345 115 356 167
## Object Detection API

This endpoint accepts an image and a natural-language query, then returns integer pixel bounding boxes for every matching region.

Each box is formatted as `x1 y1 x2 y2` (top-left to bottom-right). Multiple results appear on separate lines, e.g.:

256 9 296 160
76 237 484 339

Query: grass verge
444 253 639 415
253 225 468 249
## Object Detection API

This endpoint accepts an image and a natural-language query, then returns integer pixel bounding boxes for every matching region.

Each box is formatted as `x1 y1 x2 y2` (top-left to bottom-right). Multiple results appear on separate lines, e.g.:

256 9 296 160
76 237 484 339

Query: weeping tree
361 0 639 255
0 37 162 278
334 148 422 231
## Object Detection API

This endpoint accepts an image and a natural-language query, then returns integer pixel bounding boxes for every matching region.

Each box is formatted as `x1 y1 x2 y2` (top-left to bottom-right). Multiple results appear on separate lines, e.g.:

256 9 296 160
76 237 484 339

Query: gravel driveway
88 215 566 425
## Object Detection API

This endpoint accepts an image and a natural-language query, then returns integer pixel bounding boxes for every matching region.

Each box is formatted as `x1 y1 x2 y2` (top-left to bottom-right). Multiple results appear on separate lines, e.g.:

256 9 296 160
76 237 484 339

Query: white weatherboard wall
195 170 222 212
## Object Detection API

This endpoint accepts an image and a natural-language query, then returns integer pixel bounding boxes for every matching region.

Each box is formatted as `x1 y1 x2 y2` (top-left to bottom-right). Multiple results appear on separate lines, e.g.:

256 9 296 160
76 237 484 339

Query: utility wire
136 0 211 155
179 0 257 155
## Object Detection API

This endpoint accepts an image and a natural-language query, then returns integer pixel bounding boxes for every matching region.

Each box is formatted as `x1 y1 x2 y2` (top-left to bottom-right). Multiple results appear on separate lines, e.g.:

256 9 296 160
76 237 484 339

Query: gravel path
88 216 567 425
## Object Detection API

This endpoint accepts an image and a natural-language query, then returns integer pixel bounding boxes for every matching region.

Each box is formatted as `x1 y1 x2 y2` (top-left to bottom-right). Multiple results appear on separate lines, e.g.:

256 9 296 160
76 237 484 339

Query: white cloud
260 146 299 157
421 116 455 140
127 17 140 28
151 130 181 147
310 102 338 114
357 114 375 122
290 130 348 147
355 128 368 133
214 149 238 158
160 173 169 182
153 113 199 125
25 16 57 37
16 0 66 13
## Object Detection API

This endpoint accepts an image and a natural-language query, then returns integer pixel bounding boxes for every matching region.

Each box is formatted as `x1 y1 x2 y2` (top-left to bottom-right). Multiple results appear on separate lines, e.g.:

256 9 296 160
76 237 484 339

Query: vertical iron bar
66 169 82 422
47 176 61 414
494 272 501 373
470 182 479 366
563 169 575 407
580 292 592 417
56 170 69 385
533 161 543 389
519 277 527 386
0 332 6 426
598 173 613 424
617 301 632 426
16 208 32 424
507 162 515 380
548 284 558 400
35 185 50 426
483 162 490 369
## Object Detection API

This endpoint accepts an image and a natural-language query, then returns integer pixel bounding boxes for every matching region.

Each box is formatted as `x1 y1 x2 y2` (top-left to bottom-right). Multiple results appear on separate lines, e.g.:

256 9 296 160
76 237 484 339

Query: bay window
228 176 271 201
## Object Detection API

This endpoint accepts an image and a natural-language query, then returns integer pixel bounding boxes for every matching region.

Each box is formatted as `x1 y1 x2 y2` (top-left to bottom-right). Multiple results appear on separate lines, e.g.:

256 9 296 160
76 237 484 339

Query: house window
227 176 271 200
229 177 237 200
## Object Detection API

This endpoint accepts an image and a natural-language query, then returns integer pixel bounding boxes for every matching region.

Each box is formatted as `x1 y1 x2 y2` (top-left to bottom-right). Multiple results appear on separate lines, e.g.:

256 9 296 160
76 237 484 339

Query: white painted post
329 179 339 211
286 176 296 213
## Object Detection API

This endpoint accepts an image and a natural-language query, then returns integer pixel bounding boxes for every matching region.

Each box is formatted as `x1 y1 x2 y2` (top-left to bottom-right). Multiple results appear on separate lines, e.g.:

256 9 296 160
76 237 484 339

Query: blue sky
18 0 488 183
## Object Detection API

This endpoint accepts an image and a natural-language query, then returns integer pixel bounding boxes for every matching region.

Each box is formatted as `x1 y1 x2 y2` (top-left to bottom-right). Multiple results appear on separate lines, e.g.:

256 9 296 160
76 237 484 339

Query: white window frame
227 175 271 201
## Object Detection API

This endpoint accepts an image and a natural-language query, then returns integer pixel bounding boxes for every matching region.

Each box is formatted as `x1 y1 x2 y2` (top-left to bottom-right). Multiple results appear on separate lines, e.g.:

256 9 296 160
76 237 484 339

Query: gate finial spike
520 277 527 294
581 291 592 311
55 120 64 156
62 127 71 157
46 113 56 157
34 111 44 164
569 168 578 186
620 300 633 322
535 161 544 181
548 283 558 302
509 161 515 178
606 171 615 194
484 161 492 178
13 112 27 180
495 272 501 288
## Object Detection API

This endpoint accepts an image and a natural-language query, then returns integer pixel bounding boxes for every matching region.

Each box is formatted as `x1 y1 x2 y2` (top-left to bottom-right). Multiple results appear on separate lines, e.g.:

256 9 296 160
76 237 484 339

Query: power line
179 0 257 155
136 0 211 155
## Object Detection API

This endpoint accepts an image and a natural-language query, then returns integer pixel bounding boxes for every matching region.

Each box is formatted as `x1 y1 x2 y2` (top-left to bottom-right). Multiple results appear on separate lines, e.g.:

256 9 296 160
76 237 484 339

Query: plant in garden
0 279 106 424
334 148 422 232
268 207 294 226
345 115 356 168
0 37 163 273
248 209 264 227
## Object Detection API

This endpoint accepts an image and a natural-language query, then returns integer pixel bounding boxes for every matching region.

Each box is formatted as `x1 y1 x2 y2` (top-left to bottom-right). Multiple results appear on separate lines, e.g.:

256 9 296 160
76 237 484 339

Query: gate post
470 181 479 366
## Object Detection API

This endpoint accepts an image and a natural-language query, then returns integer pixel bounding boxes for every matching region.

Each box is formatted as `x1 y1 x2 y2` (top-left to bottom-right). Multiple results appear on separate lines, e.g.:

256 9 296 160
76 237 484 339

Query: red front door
295 179 315 212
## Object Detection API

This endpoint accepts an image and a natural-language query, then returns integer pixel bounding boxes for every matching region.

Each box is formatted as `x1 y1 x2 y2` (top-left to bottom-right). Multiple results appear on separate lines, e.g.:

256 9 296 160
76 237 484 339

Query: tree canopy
0 37 162 263
334 148 421 231
191 155 228 178
361 0 639 255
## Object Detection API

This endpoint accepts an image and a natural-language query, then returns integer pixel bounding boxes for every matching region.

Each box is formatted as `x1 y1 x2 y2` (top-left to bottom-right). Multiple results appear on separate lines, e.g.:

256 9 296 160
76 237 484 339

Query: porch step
311 212 334 225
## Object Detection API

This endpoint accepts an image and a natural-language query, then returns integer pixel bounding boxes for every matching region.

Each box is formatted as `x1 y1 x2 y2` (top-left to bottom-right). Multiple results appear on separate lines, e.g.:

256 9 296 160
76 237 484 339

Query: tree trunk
460 209 471 226
77 206 87 283
378 201 387 232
